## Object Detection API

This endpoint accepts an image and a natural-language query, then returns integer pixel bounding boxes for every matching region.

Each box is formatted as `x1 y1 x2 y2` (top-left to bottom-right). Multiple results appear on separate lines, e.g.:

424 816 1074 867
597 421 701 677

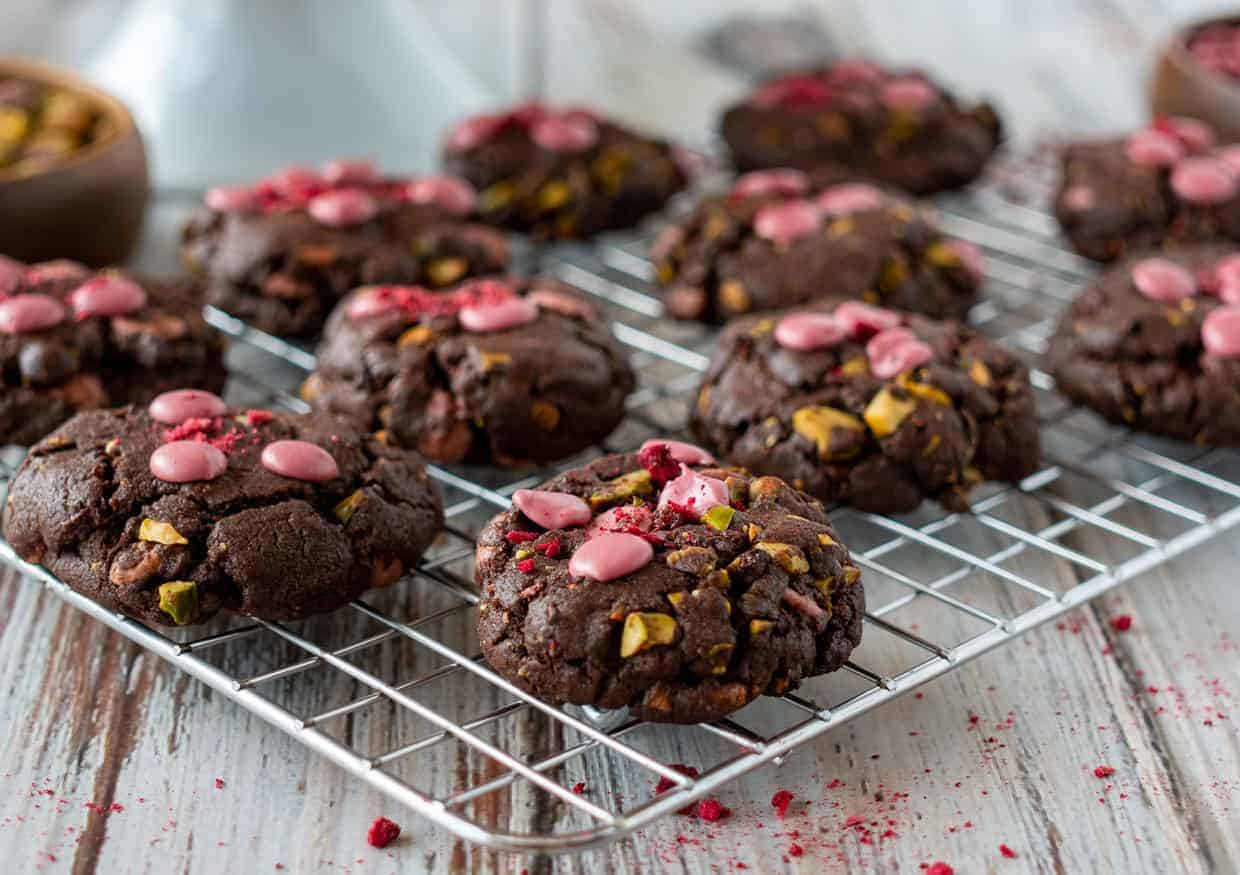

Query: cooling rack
3 148 1240 854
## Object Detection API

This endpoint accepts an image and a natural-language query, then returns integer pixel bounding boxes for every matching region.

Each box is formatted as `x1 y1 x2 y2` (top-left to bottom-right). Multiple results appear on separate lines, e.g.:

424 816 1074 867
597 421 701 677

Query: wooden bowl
1150 15 1240 144
0 57 148 266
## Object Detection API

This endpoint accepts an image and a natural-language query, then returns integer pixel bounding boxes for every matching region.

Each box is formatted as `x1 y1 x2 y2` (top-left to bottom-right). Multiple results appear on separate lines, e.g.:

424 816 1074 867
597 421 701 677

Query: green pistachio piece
620 612 678 658
158 581 199 626
139 519 187 546
702 505 735 532
755 541 810 574
863 387 917 438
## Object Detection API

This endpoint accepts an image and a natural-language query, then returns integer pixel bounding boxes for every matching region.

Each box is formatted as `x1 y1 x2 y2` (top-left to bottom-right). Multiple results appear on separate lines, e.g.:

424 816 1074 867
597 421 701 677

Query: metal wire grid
3 149 1240 853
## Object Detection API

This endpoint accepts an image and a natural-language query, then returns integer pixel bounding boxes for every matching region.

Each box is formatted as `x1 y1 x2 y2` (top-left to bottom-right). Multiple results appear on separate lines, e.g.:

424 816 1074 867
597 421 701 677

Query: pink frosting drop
205 184 261 213
753 199 823 244
1170 157 1238 204
1061 184 1097 212
833 300 902 339
1124 129 1186 167
773 311 847 351
148 389 227 424
268 165 322 194
1157 116 1216 151
639 438 715 466
405 175 477 216
69 274 147 319
730 169 811 200
1213 254 1240 304
568 532 654 582
260 440 340 482
530 114 599 152
512 489 592 530
0 254 23 296
586 504 654 539
1202 305 1240 358
1130 257 1197 301
816 183 887 217
943 239 985 280
866 328 933 379
527 288 595 319
657 465 729 520
458 295 538 333
445 113 507 152
879 77 937 112
307 188 379 227
1217 145 1240 175
150 440 228 483
25 259 88 283
0 294 66 334
321 158 379 185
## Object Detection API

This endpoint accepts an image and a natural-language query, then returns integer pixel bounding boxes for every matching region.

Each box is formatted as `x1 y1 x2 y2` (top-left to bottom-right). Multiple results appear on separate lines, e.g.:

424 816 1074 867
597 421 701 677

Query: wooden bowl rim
0 56 140 186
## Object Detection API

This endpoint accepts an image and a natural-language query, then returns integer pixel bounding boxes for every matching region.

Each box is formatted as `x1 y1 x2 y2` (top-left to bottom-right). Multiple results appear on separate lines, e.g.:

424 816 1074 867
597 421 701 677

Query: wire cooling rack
3 149 1240 853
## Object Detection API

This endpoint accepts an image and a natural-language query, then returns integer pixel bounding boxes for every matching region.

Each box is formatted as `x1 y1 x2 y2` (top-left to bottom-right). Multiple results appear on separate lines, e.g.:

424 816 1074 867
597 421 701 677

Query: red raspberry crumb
696 799 730 822
1109 614 1133 632
517 558 536 573
1000 843 1018 859
654 763 700 816
771 789 794 818
505 530 538 544
366 816 401 848
538 537 562 558
1094 766 1115 779
214 778 225 790
925 864 954 875
572 782 586 795
246 409 274 426
788 844 804 858
163 417 217 443
638 442 680 484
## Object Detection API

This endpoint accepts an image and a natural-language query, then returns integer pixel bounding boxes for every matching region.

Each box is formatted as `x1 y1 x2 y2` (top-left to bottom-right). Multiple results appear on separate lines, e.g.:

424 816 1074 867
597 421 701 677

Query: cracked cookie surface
689 301 1040 514
475 445 864 724
2 399 443 626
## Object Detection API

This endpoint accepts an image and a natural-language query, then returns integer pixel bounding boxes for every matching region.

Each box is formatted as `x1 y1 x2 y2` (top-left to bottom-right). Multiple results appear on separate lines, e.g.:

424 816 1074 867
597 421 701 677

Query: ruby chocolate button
321 158 380 185
833 300 902 339
879 77 937 112
0 294 66 334
0 254 23 296
638 438 715 466
866 327 933 379
568 532 654 582
1124 129 1185 167
1131 257 1197 302
1202 305 1240 358
307 188 379 227
260 440 340 482
774 311 847 351
513 489 592 530
730 169 811 200
69 274 147 319
1171 156 1238 204
205 184 261 213
405 175 477 216
530 114 598 153
148 389 227 425
816 183 886 217
657 465 729 519
458 295 538 333
753 199 823 244
150 440 228 483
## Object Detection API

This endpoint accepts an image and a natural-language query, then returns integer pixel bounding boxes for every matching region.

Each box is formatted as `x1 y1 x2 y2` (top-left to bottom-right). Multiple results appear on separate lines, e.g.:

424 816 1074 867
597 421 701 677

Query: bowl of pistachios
0 57 148 265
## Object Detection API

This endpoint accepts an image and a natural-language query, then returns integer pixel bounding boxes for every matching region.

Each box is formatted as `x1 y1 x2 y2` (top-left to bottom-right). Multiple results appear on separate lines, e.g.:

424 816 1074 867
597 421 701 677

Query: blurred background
3 0 1236 189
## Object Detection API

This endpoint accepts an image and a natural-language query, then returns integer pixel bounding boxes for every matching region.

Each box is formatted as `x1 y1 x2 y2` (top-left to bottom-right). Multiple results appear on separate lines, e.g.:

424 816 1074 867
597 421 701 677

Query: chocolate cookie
0 258 226 447
1055 117 1240 261
441 102 687 238
302 277 635 466
718 60 1001 194
475 442 865 723
1 390 444 626
1047 245 1240 443
690 301 1040 514
180 159 510 338
652 168 983 323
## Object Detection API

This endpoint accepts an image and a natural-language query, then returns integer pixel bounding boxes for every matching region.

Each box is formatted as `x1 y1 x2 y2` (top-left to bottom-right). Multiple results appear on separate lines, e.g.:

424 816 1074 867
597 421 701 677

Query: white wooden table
3 2 1240 873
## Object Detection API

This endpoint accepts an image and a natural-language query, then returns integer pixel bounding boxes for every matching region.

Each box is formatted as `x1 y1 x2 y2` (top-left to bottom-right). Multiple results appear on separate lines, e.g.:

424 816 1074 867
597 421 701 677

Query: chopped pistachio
530 401 560 431
748 476 784 502
139 519 187 546
813 577 834 596
104 438 122 457
755 541 810 574
842 567 861 586
745 523 762 543
968 360 992 386
725 476 748 508
480 180 516 211
588 469 653 508
827 217 855 238
703 569 730 590
619 612 678 658
879 259 909 291
898 373 952 406
333 490 365 523
924 241 963 269
666 546 718 575
480 351 512 371
158 581 198 626
839 355 869 377
538 179 571 210
514 548 534 561
427 256 468 287
749 318 775 336
666 591 688 609
749 618 775 636
706 642 734 675
398 325 435 347
816 532 836 548
863 387 917 438
702 505 735 532
792 405 866 459
697 386 712 415
719 280 751 314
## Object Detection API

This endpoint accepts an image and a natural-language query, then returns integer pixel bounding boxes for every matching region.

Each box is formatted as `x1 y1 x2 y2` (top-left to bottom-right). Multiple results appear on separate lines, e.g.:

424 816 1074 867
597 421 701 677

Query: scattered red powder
1000 843 1018 858
1094 766 1115 779
638 442 680 484
1109 614 1133 632
788 843 804 857
505 530 538 544
517 558 535 574
771 790 794 819
925 864 954 875
366 816 401 848
108 803 124 813
163 417 218 443
654 764 700 816
696 799 730 822
246 409 274 426
572 782 586 795
214 778 225 790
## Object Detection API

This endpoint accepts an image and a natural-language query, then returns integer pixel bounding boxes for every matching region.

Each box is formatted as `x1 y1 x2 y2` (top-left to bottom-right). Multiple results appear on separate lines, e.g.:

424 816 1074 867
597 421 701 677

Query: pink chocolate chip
321 158 380 185
458 296 538 333
833 300 902 339
657 465 729 519
816 183 887 217
405 175 477 216
530 114 599 152
1124 129 1186 167
0 255 23 296
866 328 933 379
1156 116 1216 151
307 188 379 227
943 238 985 280
148 389 227 425
1170 157 1238 204
586 504 654 539
568 532 654 582
205 184 261 213
1061 184 1097 211
25 259 88 283
639 438 715 466
512 489 592 530
69 274 147 319
527 288 595 319
773 311 847 351
445 114 507 152
1131 257 1197 301
260 440 340 482
0 294 66 334
150 440 228 483
753 199 823 244
730 169 811 200
1202 305 1240 358
879 77 937 112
